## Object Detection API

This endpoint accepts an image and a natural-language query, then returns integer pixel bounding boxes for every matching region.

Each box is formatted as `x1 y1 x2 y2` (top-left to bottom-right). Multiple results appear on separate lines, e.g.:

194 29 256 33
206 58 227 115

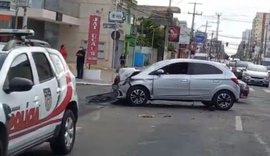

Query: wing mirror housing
4 77 33 94
153 69 165 75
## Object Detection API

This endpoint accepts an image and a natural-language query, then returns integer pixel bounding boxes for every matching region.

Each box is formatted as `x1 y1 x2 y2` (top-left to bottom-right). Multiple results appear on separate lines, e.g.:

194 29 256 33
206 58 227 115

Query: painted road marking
91 111 101 121
235 116 243 131
264 89 270 93
249 87 255 92
254 133 270 155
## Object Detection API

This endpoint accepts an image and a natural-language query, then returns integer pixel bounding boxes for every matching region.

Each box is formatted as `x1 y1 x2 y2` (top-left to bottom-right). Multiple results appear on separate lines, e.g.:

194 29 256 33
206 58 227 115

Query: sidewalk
68 63 116 86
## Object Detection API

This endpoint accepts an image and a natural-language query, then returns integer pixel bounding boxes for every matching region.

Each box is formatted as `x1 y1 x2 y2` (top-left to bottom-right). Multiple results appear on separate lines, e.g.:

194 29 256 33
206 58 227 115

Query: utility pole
188 2 202 58
209 31 214 59
264 24 268 58
164 0 172 59
259 13 266 64
112 0 119 69
216 13 221 61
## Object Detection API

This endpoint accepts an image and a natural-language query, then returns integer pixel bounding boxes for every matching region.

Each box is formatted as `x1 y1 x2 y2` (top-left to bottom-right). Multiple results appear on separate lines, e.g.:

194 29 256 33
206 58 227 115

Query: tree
136 18 165 49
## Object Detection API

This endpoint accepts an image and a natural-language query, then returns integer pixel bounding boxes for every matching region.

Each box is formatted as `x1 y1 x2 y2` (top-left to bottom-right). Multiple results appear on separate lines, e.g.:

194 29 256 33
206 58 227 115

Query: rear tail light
231 77 239 85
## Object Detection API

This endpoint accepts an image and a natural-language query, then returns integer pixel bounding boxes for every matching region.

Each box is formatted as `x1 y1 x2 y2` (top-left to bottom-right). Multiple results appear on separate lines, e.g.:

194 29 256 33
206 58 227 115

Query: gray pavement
22 85 270 156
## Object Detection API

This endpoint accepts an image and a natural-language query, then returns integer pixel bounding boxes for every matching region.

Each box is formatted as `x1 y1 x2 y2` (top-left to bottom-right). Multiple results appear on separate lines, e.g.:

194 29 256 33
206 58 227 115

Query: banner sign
168 26 180 42
87 15 101 65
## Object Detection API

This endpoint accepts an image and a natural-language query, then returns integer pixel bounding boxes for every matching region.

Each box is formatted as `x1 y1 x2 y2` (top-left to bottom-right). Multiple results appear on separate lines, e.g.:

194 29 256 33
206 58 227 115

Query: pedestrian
60 44 68 60
76 47 86 79
120 54 126 68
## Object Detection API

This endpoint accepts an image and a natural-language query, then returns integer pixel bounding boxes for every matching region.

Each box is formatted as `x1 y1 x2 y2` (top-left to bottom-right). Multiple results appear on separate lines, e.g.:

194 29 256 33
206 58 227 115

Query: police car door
30 50 59 136
0 51 41 152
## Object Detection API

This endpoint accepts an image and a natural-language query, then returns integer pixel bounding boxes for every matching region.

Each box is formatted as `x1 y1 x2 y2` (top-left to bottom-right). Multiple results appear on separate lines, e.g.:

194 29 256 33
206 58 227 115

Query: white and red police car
0 30 78 155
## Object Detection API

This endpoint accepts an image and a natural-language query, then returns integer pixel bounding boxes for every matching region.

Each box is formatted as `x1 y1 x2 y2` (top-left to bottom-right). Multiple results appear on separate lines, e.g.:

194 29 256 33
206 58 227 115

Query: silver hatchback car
113 59 240 111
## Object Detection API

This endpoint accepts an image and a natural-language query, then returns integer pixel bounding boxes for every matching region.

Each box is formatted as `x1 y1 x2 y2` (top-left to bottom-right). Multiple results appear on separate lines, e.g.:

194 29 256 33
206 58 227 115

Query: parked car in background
113 59 240 111
242 64 269 87
233 61 251 79
239 80 249 98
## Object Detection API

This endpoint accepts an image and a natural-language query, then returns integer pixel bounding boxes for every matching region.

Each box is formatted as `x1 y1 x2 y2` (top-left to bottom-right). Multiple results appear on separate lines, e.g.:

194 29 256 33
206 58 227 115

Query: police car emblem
43 88 52 111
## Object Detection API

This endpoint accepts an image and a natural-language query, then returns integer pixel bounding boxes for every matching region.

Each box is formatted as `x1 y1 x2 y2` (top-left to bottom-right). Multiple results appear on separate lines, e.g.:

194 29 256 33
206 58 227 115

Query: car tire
212 90 235 111
127 86 149 105
264 84 269 88
201 101 213 106
50 109 76 155
0 140 5 156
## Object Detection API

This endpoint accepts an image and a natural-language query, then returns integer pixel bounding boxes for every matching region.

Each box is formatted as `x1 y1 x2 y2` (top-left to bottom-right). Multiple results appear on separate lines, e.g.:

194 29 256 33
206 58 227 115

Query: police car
0 29 78 155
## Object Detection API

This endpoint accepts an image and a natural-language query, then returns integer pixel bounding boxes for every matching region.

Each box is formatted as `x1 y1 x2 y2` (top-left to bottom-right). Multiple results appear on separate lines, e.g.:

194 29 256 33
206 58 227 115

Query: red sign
168 26 180 42
87 15 101 64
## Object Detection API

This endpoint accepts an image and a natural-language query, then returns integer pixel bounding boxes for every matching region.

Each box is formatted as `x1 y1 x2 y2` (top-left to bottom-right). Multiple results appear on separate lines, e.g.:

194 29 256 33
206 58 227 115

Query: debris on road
86 91 118 105
138 114 155 118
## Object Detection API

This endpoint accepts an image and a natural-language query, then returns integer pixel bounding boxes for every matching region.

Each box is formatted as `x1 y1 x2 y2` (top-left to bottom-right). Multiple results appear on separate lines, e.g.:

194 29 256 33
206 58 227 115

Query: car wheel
0 140 5 156
201 101 213 106
264 84 269 88
50 109 76 155
213 90 235 111
127 86 149 105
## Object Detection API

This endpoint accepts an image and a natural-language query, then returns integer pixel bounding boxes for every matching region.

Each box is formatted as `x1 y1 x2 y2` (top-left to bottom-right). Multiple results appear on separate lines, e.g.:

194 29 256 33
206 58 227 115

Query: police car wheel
0 140 4 156
50 109 76 154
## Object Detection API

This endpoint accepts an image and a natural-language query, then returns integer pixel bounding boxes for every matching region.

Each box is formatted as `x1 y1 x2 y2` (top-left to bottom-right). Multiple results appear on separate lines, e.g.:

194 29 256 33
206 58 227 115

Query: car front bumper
243 76 269 85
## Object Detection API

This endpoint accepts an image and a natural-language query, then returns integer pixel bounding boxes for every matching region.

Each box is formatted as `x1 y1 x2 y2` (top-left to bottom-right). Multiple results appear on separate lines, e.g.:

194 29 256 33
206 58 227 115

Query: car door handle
57 88 61 94
181 79 188 82
33 96 40 106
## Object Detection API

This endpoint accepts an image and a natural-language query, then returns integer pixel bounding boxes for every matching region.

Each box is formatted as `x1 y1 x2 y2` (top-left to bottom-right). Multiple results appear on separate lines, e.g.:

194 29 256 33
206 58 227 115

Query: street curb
76 82 112 86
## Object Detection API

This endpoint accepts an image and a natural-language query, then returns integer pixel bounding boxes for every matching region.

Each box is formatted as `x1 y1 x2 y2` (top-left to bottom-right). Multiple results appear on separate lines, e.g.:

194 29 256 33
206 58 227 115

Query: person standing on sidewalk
76 47 86 79
120 54 126 68
60 44 68 60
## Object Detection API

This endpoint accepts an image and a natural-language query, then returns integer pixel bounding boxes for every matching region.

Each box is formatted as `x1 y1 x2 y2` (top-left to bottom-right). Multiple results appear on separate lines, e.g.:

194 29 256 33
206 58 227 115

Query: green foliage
136 18 165 49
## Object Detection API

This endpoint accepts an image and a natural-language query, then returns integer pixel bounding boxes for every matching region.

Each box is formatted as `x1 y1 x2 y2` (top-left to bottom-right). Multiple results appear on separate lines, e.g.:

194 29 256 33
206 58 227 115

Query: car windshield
236 61 249 68
0 53 7 70
248 65 267 72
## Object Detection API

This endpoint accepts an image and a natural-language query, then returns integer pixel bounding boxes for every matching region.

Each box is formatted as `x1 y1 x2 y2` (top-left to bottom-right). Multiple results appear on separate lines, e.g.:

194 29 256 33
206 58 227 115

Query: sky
137 0 270 55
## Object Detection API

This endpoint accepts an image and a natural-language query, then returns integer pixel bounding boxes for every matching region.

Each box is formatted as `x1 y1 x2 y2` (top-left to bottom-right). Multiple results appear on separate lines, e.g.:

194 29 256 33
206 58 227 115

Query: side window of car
50 54 65 75
190 63 223 75
162 63 189 74
32 52 54 82
4 54 33 89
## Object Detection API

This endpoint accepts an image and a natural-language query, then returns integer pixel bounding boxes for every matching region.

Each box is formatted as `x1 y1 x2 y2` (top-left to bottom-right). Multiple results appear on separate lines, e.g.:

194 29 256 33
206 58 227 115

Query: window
161 63 188 74
189 63 223 75
32 53 54 82
4 54 33 89
98 42 105 59
50 54 65 74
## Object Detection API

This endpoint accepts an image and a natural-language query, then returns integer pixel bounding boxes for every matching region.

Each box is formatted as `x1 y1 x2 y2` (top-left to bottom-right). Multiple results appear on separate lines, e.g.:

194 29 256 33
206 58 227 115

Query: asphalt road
22 84 270 156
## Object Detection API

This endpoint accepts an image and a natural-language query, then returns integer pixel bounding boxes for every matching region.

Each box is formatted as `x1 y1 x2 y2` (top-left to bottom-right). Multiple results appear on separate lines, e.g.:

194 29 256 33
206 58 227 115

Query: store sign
86 15 101 65
108 11 125 23
0 1 15 11
168 26 180 42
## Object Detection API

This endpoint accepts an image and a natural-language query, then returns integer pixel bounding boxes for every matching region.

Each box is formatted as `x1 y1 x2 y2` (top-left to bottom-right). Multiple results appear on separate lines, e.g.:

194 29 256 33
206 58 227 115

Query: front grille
251 76 264 79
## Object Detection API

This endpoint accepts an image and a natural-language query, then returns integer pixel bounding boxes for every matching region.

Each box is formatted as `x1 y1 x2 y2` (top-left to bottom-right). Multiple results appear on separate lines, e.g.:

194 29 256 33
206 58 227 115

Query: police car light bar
0 29 35 36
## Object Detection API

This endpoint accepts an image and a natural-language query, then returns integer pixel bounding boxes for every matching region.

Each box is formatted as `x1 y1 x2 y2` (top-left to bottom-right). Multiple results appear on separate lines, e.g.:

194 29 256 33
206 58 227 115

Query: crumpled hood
118 68 141 81
246 70 268 78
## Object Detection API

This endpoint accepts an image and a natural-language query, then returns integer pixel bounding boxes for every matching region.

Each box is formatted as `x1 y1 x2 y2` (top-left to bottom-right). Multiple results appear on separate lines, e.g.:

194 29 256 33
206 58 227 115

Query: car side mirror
5 77 33 94
154 69 165 75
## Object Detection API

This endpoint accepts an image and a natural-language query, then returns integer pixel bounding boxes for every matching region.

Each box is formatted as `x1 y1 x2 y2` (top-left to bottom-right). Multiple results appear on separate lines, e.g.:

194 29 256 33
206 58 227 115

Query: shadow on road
112 100 218 111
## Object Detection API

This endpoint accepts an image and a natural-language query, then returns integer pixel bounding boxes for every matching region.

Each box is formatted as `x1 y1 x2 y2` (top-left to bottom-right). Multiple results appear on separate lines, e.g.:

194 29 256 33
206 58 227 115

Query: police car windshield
0 53 7 70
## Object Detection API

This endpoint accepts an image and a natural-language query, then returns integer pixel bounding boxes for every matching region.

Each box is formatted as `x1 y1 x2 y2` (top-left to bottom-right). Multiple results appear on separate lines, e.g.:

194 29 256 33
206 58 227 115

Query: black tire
264 84 269 88
127 86 149 105
212 90 235 111
0 140 5 156
50 110 76 155
201 101 213 106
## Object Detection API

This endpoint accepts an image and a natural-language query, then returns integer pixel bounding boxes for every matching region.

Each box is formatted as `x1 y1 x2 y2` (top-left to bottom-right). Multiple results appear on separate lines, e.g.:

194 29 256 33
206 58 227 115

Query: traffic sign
111 31 120 40
108 11 125 23
103 23 116 29
195 32 207 43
